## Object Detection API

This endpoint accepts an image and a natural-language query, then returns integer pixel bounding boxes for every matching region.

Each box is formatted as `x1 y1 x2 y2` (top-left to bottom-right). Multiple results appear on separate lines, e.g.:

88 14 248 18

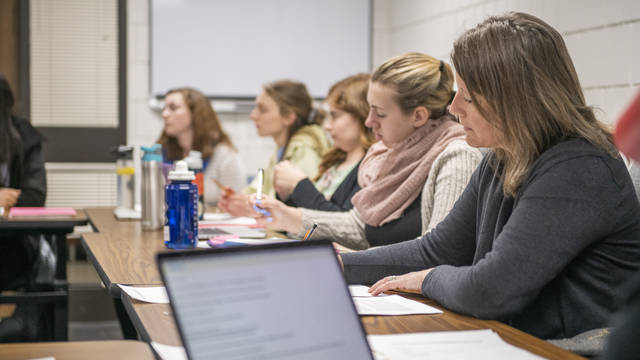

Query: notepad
9 207 77 218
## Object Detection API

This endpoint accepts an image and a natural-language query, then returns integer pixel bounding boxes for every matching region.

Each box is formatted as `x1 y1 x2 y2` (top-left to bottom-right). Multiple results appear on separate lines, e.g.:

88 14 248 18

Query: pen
211 178 235 196
302 223 318 241
255 168 264 200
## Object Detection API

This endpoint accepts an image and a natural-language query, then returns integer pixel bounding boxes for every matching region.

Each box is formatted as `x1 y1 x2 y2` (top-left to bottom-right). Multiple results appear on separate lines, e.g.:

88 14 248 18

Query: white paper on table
118 284 169 304
198 238 297 248
26 357 55 360
353 294 442 315
348 285 389 297
202 212 233 221
368 329 545 360
200 215 256 225
151 342 187 360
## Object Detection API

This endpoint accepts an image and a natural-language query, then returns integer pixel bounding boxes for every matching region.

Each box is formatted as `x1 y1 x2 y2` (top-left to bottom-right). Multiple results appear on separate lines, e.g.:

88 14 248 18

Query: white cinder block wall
372 0 640 125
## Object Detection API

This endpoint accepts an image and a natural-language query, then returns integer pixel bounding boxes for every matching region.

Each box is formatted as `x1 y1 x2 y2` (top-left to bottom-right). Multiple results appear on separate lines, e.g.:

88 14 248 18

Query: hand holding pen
249 194 303 233
252 168 271 217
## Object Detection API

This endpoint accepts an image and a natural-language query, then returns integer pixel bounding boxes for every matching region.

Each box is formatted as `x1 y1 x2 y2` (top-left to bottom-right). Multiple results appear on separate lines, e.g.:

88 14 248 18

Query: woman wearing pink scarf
252 53 481 249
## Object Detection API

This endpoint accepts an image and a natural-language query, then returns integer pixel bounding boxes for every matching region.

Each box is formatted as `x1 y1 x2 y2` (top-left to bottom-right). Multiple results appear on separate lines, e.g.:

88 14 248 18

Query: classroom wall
126 0 274 187
372 0 640 125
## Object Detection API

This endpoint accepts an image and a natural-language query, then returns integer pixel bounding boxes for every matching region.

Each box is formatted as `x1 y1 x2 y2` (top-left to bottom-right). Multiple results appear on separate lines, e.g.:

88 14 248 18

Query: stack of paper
368 329 545 360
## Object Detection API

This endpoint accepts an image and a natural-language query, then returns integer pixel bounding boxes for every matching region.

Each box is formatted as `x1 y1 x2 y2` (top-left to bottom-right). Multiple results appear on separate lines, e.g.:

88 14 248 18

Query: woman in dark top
341 13 640 340
273 73 374 211
0 74 47 341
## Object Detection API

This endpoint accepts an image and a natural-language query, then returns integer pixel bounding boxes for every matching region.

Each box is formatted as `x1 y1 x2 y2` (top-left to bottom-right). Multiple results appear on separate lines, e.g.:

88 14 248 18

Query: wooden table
0 209 88 341
120 292 584 360
0 340 155 360
83 208 166 297
84 207 584 359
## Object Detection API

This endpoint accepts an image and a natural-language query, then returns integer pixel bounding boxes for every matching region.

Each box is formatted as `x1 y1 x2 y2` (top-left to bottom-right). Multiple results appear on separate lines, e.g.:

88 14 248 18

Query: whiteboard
151 0 371 99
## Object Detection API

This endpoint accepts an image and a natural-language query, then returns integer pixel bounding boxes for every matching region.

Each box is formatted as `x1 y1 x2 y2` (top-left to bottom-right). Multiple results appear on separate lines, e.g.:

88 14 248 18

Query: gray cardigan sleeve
423 156 620 319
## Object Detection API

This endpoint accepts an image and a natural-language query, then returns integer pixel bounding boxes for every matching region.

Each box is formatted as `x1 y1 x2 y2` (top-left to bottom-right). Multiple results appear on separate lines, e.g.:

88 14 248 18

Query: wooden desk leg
114 298 138 340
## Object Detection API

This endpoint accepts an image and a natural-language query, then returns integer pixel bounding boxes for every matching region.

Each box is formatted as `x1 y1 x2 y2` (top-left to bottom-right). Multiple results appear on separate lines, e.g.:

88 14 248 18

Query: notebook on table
156 240 374 360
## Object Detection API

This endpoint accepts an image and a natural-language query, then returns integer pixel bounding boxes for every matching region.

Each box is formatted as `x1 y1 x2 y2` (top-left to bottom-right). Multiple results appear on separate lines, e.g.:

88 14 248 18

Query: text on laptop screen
160 244 372 360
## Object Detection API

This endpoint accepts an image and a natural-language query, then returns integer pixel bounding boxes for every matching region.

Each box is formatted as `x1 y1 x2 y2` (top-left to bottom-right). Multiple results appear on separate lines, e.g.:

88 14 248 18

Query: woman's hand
273 161 308 200
368 269 433 296
218 192 253 217
0 188 21 208
249 194 303 233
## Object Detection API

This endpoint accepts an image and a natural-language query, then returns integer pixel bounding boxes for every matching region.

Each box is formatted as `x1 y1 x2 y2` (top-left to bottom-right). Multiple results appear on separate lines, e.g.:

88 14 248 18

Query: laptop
157 240 374 360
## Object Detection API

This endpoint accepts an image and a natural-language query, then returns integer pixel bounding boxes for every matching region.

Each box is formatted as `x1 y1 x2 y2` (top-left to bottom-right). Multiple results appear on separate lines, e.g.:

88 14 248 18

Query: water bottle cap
183 150 203 170
168 160 195 181
141 144 163 162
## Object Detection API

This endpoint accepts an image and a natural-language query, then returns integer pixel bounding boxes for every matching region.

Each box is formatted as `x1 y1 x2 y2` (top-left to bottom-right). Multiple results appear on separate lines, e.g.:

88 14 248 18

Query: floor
66 258 124 341
1 243 125 342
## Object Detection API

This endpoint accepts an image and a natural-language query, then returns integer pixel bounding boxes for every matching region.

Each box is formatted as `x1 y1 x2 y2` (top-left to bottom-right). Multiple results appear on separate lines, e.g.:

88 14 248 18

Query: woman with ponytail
219 79 331 216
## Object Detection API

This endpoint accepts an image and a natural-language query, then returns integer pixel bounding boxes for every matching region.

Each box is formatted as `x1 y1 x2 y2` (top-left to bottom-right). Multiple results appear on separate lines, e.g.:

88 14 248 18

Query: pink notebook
9 207 77 218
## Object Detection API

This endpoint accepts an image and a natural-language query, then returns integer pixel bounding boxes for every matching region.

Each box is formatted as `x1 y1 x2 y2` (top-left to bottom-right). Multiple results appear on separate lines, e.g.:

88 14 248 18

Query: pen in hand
302 223 318 241
252 168 271 217
211 178 235 196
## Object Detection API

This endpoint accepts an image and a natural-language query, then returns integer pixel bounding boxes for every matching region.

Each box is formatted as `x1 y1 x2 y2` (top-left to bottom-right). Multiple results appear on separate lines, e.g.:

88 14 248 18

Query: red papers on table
8 207 77 218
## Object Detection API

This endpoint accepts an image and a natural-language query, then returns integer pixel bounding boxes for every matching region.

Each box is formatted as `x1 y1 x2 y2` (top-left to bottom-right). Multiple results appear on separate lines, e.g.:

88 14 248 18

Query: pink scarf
351 116 466 226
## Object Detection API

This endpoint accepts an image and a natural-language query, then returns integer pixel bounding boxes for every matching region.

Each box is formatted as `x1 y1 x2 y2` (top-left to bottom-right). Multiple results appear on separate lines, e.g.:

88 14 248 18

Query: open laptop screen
158 241 373 360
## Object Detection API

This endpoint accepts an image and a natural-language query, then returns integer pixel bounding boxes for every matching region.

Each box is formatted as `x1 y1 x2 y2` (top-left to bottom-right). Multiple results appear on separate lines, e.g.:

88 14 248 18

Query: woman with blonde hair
273 73 374 211
343 13 640 340
253 53 482 248
159 87 245 206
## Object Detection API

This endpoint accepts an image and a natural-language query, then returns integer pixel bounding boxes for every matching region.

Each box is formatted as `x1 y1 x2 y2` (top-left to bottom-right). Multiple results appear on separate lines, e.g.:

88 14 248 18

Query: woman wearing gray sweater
342 12 640 340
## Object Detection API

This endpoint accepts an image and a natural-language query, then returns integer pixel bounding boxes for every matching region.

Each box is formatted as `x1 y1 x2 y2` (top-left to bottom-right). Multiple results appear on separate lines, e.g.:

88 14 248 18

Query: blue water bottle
164 160 198 249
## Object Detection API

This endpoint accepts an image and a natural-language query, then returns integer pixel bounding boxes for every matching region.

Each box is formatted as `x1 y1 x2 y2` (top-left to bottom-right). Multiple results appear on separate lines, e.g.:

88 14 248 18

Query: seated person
252 53 482 249
158 87 245 206
341 12 640 340
0 74 47 341
274 73 375 211
219 80 331 214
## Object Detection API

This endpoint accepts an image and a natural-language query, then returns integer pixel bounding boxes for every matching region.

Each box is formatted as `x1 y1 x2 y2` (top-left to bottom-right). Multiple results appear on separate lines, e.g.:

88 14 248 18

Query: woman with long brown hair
219 80 331 215
158 87 245 206
272 73 374 211
342 12 640 340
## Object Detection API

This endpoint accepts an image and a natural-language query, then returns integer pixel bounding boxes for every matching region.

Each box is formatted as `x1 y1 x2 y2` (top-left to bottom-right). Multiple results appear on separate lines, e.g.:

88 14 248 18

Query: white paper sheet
200 215 256 225
368 329 545 360
151 342 187 360
118 285 169 304
348 285 389 297
353 294 442 315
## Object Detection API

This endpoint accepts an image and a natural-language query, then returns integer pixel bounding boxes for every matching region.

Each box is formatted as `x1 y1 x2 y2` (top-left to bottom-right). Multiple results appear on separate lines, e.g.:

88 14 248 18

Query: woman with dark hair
0 74 47 341
341 13 640 340
158 87 245 206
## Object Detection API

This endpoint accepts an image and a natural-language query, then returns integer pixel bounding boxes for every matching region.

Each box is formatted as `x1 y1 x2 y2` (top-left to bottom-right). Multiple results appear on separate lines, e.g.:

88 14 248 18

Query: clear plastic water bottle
183 150 205 220
141 144 165 231
164 160 198 249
